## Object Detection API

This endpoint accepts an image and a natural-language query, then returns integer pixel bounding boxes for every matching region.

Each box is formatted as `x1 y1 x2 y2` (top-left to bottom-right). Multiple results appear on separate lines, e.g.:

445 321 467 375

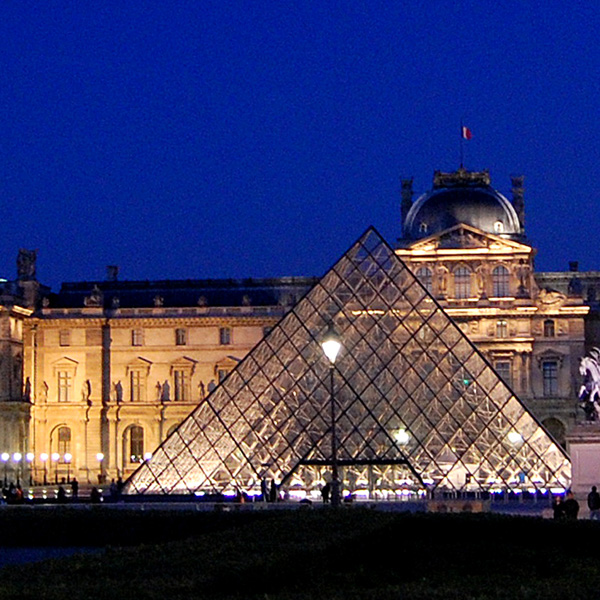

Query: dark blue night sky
1 3 599 289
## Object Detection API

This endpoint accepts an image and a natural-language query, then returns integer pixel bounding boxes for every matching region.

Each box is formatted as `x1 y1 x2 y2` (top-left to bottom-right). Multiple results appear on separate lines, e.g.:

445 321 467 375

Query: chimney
106 265 119 282
511 175 525 232
569 261 579 272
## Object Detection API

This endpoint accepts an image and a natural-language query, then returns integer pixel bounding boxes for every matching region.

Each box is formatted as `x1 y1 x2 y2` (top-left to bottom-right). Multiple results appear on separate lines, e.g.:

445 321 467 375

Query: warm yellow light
96 452 104 462
25 452 34 462
508 431 523 444
51 452 60 462
395 429 410 445
64 453 72 463
40 453 48 462
321 325 342 365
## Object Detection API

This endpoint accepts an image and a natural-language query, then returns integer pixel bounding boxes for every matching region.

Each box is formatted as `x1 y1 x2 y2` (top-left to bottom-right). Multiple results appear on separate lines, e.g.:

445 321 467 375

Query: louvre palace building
0 168 598 494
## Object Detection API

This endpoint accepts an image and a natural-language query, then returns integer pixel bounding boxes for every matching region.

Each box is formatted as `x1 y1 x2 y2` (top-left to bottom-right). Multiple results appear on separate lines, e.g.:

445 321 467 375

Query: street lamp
64 453 72 482
51 452 60 483
25 452 34 485
40 453 48 485
1 452 9 486
96 452 104 484
321 323 342 507
12 453 22 486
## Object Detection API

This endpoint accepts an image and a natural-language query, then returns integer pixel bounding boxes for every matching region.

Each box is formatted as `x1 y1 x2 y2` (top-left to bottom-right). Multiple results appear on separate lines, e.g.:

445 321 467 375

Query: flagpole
460 119 464 168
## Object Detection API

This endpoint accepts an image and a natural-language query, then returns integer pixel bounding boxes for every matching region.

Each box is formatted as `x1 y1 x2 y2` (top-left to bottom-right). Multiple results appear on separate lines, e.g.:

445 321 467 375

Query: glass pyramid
125 228 570 498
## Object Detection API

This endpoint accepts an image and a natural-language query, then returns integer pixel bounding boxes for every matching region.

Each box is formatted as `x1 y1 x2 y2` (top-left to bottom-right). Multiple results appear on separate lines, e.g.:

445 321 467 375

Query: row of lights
0 452 153 464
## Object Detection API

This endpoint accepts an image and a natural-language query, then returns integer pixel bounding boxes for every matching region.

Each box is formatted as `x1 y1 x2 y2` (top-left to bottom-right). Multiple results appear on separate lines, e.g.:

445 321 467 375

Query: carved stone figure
82 379 92 404
161 380 170 402
23 378 31 402
17 249 37 280
436 265 449 297
154 295 164 307
579 349 600 421
113 381 123 403
155 381 162 401
40 381 48 402
536 288 566 311
84 285 103 307
198 380 206 400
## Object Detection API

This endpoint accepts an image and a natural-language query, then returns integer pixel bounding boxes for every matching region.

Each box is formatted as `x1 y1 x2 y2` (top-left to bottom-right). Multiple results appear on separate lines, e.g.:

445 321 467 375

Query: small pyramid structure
125 228 570 496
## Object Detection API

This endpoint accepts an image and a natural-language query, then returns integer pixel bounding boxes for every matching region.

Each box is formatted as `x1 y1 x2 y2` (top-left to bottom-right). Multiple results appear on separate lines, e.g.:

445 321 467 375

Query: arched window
416 267 433 293
125 425 144 464
492 266 510 297
57 426 71 456
454 267 471 299
543 319 555 337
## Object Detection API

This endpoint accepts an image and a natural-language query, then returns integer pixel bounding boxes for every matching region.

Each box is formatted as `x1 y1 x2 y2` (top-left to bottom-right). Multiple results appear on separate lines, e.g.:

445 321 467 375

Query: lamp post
26 452 34 486
51 452 60 483
321 323 342 507
96 453 104 484
64 453 72 482
1 453 8 486
40 453 48 485
12 453 22 486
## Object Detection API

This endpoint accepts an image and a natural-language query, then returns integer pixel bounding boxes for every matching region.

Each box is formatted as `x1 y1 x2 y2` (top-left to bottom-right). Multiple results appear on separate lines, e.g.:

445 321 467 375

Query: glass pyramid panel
125 227 571 497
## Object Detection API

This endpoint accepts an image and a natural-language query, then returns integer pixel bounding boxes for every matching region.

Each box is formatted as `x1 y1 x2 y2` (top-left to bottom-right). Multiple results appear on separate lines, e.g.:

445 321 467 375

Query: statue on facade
23 378 31 402
579 349 600 421
198 380 206 400
17 249 37 280
160 380 170 402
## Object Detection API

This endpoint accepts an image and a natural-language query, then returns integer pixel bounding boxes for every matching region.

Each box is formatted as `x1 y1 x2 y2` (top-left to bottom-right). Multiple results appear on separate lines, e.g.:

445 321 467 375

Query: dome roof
403 169 523 241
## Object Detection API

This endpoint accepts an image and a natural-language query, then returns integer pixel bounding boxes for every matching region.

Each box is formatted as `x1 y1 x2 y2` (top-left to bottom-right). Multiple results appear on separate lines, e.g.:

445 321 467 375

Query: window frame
492 265 510 297
454 267 472 299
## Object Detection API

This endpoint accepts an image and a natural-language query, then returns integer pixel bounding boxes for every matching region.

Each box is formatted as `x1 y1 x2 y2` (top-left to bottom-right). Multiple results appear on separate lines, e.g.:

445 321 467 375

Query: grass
1 507 600 599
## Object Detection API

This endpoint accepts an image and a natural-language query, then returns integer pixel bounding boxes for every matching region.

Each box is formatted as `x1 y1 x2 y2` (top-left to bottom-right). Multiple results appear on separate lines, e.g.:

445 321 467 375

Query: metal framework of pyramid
125 228 570 498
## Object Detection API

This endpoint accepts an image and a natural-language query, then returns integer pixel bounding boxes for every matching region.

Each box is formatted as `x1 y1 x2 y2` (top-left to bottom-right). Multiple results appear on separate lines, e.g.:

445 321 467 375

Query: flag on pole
462 126 473 140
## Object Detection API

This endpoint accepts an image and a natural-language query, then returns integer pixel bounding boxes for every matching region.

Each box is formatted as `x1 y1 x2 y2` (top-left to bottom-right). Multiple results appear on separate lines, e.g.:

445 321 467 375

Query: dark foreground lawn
2 507 600 599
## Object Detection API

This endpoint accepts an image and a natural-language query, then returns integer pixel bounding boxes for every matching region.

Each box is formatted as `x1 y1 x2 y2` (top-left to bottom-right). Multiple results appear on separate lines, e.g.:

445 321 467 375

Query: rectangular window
59 330 71 347
454 267 471 299
219 327 231 345
131 329 143 346
57 371 72 402
175 328 187 346
130 370 143 402
542 360 558 396
173 369 189 401
496 320 508 338
494 361 511 386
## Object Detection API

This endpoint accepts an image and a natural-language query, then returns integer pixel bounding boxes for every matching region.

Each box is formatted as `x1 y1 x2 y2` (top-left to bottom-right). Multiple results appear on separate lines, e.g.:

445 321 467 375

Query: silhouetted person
552 495 564 520
57 485 67 504
269 480 278 503
588 486 600 520
90 487 102 503
321 482 331 504
71 477 79 499
563 491 580 521
261 478 268 502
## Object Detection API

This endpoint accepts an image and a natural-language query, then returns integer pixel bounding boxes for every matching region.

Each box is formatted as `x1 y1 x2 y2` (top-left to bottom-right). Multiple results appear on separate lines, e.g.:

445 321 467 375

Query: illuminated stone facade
0 168 595 486
21 278 315 484
397 169 590 447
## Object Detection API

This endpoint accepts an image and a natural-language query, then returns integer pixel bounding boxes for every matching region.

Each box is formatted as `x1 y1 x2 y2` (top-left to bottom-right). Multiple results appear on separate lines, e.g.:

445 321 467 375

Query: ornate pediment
405 224 532 254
